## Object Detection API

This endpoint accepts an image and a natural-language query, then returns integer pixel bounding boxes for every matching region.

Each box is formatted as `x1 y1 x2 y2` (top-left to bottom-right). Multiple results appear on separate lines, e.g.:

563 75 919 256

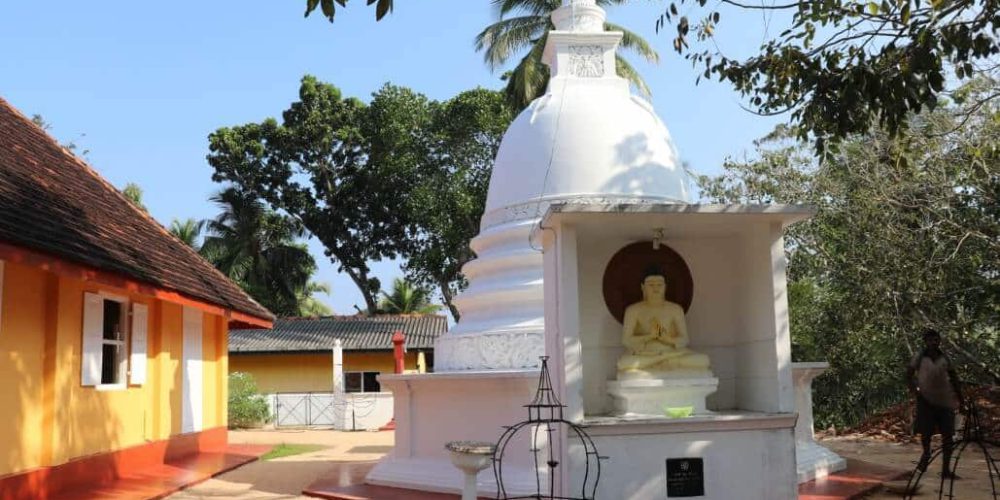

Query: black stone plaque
666 458 705 497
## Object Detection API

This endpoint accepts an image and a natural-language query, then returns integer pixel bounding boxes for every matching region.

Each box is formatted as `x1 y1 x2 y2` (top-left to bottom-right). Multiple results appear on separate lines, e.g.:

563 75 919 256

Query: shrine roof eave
542 202 815 228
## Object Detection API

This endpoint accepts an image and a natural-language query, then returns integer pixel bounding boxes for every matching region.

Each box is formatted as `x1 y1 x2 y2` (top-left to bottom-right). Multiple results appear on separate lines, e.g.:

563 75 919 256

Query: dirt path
823 436 998 499
166 429 394 500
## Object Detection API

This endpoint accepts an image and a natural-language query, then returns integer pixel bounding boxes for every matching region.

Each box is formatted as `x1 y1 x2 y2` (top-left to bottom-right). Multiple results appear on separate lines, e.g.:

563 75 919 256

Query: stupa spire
552 0 605 33
544 0 621 79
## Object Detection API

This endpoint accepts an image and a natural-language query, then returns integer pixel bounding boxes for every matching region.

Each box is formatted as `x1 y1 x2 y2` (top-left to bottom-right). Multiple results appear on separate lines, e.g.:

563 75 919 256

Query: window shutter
81 293 103 386
129 303 149 385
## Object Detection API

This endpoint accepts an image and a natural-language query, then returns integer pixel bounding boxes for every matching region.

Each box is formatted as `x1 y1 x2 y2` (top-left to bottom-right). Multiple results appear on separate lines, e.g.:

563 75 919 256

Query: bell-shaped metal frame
492 357 607 499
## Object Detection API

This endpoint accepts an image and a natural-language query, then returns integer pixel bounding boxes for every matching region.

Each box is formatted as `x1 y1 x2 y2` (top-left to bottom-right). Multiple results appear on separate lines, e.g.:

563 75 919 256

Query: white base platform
370 370 542 497
574 412 799 500
796 442 848 483
606 376 719 416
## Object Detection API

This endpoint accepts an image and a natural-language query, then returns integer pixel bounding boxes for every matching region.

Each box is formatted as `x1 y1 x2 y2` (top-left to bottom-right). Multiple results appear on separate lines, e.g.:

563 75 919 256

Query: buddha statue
617 270 711 376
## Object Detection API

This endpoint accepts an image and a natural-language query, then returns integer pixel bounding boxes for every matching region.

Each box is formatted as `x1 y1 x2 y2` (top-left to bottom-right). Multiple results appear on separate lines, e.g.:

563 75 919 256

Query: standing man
906 328 964 478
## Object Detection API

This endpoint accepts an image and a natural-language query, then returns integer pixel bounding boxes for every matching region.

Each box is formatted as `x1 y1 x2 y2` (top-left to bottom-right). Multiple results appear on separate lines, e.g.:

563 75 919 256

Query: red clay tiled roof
0 97 273 322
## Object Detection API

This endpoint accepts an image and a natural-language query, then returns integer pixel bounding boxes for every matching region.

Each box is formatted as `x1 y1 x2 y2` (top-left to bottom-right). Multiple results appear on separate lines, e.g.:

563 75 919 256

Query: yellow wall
0 260 232 477
0 263 47 475
230 351 420 394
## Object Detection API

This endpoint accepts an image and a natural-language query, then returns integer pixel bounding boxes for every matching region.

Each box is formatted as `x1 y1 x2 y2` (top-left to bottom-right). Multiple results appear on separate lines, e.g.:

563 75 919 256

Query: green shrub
228 372 271 429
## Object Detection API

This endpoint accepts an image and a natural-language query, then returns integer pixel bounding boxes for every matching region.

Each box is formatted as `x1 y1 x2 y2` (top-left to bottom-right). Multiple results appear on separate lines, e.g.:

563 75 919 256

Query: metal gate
272 392 380 428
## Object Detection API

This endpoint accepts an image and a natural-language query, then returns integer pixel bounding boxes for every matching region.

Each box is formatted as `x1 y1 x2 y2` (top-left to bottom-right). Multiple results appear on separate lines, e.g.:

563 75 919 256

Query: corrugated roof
229 315 447 352
0 97 273 322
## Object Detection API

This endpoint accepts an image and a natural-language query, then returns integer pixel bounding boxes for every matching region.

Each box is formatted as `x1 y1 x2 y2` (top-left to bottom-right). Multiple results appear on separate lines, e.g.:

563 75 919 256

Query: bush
228 372 271 429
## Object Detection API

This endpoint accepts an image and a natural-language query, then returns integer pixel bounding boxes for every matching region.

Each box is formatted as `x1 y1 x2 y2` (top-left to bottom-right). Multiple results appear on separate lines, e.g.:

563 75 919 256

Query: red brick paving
798 458 909 500
49 444 270 500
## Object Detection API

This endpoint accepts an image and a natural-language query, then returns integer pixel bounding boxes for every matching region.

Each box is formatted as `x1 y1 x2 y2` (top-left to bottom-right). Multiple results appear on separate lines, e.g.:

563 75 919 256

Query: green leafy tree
298 282 334 317
200 187 321 317
657 0 1000 153
699 79 1000 427
403 88 514 320
209 77 442 313
209 78 513 319
169 218 204 248
378 278 441 315
228 372 271 428
477 0 659 110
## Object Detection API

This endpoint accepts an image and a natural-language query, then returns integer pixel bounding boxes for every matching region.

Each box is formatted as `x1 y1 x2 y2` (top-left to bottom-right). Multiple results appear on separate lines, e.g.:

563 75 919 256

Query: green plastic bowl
664 406 694 418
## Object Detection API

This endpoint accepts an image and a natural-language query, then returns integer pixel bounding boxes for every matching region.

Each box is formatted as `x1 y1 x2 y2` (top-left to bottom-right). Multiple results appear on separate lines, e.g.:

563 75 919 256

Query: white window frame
83 292 130 391
344 371 382 393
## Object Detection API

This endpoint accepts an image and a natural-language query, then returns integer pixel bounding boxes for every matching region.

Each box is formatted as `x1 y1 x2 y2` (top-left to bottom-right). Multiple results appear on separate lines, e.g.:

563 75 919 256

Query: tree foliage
477 0 659 111
378 278 441 315
208 77 512 318
208 76 415 313
169 218 204 249
657 0 1000 153
403 88 513 320
228 372 271 428
699 79 1000 427
303 0 394 23
200 187 324 317
121 183 147 211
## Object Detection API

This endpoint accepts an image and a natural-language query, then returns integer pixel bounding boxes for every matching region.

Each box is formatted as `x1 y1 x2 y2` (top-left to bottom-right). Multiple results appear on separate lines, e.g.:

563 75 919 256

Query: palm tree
476 0 659 111
297 281 333 317
200 187 319 317
169 218 204 249
378 278 441 315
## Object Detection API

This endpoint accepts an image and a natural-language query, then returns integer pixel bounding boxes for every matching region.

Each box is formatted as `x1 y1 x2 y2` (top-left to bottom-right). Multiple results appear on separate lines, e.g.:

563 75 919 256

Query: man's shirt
910 351 960 409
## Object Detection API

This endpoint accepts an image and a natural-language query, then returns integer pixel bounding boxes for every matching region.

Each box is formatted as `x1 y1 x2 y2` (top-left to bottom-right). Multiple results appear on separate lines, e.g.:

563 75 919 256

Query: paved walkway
166 430 393 500
51 445 270 500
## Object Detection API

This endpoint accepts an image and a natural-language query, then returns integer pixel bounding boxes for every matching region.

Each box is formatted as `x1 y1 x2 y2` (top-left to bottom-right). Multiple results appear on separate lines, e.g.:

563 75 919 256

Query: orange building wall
0 260 231 478
0 263 48 475
230 351 420 393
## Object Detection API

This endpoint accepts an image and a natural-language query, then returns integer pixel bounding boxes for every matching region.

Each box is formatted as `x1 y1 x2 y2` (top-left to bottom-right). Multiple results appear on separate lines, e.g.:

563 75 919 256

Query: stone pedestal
792 362 846 483
607 376 718 416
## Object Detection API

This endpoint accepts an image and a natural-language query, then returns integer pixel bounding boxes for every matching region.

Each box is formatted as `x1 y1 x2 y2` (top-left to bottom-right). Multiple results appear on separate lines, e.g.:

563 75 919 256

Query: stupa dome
434 0 692 371
485 79 690 215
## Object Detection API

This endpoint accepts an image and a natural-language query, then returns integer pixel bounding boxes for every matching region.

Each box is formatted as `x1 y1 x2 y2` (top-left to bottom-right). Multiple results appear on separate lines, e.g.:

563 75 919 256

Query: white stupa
434 0 691 371
373 3 832 498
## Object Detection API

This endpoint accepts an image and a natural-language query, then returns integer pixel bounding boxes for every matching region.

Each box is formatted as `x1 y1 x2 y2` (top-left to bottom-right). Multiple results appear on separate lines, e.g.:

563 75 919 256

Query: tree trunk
341 262 379 314
439 280 460 322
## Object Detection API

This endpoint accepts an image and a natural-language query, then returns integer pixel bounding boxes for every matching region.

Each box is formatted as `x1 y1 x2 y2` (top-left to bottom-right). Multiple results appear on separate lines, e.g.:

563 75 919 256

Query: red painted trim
0 427 228 500
0 242 272 328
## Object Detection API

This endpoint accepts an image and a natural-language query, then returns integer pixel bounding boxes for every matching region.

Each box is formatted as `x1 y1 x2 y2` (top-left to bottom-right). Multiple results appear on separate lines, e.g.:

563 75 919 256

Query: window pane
363 372 381 393
101 344 120 384
345 372 362 393
103 300 122 340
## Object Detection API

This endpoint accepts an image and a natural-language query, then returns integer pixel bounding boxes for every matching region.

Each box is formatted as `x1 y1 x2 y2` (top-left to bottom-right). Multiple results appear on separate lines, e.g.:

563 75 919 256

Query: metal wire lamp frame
492 357 607 500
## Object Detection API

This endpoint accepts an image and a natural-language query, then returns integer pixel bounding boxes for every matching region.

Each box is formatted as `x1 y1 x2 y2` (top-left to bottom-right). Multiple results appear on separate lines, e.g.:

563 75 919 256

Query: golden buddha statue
617 271 711 375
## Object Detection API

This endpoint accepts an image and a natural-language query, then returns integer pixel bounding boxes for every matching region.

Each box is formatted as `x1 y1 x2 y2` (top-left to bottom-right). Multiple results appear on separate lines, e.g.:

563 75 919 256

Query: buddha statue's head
640 268 667 304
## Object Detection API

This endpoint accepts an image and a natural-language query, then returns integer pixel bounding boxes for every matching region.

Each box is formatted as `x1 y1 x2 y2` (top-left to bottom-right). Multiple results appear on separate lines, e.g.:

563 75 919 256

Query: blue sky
1 1 781 314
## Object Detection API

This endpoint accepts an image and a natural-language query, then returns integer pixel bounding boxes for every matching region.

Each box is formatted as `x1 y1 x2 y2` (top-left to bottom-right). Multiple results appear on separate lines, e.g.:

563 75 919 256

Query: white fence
268 392 394 430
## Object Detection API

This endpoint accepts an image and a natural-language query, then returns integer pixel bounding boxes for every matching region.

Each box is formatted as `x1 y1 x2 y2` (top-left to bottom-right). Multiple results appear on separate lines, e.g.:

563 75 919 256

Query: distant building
0 97 274 498
229 314 446 394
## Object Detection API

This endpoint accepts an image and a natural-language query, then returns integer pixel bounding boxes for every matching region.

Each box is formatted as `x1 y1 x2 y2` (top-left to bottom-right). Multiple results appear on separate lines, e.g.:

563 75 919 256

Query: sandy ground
823 436 998 499
165 429 394 500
